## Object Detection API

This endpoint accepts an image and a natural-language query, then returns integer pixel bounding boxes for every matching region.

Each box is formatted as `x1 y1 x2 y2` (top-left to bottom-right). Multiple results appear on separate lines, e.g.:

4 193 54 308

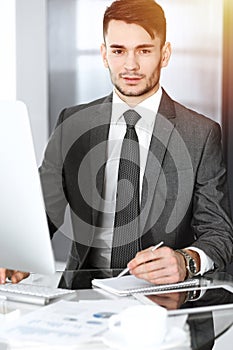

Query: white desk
0 270 233 349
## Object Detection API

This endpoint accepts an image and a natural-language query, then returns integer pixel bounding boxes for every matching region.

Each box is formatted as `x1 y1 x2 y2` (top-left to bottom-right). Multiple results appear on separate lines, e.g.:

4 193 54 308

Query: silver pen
116 241 164 278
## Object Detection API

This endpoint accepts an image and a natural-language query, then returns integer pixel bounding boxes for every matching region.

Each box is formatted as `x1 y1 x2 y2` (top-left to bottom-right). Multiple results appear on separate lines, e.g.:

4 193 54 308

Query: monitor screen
0 101 55 274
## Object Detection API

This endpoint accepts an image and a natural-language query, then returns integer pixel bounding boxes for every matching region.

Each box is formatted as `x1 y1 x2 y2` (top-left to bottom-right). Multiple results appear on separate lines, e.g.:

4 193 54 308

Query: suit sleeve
39 109 68 238
191 122 233 269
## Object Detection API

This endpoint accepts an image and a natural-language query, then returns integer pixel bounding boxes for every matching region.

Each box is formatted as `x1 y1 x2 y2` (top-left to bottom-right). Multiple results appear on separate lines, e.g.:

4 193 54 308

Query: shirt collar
111 87 162 129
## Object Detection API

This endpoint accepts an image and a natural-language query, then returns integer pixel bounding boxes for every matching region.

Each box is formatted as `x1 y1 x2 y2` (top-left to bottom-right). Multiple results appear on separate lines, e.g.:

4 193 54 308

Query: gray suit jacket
39 89 233 271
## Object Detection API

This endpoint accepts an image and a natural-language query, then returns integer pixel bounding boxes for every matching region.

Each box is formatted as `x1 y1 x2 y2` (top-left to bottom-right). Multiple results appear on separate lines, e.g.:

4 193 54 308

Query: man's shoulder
174 99 218 128
60 94 112 121
161 88 218 128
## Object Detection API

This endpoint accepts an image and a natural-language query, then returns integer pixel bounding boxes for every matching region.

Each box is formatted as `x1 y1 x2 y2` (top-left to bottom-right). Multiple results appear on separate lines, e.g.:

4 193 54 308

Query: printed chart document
0 299 139 347
92 275 201 296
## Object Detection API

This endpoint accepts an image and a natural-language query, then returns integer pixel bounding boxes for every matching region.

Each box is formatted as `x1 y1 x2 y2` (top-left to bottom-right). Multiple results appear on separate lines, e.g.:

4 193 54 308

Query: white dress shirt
90 88 214 275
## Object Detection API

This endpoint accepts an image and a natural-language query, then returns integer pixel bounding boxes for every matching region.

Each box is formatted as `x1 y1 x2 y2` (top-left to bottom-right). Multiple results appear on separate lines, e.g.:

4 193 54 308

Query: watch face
189 258 197 273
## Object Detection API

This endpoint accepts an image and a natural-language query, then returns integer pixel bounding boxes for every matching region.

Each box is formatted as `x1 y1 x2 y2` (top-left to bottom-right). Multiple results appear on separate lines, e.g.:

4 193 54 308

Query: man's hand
127 246 188 284
0 268 30 284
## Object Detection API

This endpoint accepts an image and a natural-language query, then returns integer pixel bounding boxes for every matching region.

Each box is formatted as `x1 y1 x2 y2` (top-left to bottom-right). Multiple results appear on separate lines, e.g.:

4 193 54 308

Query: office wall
15 0 48 165
48 0 112 130
160 0 222 124
15 0 69 262
0 1 16 100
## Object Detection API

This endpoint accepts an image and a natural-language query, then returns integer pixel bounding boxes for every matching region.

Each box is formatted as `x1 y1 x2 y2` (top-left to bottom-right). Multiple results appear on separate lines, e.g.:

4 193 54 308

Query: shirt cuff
187 246 214 275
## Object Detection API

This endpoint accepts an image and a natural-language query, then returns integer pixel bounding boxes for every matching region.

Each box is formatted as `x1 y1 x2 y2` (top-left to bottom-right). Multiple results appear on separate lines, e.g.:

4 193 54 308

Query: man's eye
112 49 124 55
139 49 151 54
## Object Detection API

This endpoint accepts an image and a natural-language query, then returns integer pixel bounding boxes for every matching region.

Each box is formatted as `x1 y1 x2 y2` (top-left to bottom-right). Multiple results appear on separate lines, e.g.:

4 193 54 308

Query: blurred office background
0 0 233 266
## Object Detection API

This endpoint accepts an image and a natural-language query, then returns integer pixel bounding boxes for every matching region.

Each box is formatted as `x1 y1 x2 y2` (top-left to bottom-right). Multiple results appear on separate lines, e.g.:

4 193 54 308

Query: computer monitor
0 101 55 274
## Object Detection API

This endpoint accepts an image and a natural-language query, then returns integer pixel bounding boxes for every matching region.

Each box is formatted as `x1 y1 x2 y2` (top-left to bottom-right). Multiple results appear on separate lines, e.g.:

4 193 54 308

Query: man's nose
124 52 139 71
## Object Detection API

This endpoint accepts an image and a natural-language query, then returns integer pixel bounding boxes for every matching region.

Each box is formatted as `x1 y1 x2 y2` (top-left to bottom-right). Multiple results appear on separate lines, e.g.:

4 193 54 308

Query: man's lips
121 75 144 83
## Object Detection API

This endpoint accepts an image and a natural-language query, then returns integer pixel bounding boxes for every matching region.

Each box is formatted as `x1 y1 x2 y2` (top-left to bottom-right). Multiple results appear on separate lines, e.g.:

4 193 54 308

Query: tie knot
123 110 141 128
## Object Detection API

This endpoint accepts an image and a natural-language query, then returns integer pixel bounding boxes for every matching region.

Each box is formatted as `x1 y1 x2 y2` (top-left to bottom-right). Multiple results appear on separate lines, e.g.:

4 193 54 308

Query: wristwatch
176 249 197 278
184 289 201 303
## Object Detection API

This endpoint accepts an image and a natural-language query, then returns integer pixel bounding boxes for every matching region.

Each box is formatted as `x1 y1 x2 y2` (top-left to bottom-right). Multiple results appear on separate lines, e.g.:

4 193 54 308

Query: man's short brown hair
103 0 166 45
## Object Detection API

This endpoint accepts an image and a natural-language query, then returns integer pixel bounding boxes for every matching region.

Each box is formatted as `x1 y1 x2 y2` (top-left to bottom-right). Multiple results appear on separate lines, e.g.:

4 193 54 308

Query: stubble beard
112 74 160 98
114 82 157 97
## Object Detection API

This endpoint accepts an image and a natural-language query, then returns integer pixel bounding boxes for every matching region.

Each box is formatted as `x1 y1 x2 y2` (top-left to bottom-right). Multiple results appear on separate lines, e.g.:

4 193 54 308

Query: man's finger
128 246 169 270
10 271 30 284
0 268 7 284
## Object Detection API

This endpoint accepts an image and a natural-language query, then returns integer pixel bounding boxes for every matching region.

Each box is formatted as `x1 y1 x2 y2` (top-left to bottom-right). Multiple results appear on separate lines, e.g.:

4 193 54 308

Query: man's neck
114 86 160 107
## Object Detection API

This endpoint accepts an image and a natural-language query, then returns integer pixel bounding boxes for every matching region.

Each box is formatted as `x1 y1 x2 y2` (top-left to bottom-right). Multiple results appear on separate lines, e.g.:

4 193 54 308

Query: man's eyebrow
135 44 155 49
109 44 125 48
109 44 155 49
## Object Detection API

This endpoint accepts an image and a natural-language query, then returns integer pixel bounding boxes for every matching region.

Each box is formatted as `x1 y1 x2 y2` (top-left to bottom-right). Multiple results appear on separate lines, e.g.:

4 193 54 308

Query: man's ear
161 42 171 68
100 43 109 68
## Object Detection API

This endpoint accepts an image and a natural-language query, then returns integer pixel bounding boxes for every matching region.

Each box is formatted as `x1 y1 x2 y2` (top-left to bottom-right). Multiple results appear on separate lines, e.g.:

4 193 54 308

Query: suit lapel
140 90 176 238
89 94 112 225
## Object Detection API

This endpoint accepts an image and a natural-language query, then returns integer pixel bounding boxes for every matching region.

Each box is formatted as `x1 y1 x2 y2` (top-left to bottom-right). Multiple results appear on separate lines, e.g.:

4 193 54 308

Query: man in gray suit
1 0 233 285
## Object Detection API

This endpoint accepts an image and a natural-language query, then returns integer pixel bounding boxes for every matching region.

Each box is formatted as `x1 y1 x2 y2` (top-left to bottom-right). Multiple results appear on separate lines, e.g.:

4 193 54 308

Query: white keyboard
0 283 76 305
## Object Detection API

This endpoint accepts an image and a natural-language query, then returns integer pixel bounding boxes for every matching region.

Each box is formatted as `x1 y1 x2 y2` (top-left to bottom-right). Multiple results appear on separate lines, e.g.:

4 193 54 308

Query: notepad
92 275 201 296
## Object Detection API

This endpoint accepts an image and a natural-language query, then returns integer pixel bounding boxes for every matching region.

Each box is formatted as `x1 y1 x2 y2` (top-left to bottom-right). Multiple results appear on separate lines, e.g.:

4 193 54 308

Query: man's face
101 20 171 105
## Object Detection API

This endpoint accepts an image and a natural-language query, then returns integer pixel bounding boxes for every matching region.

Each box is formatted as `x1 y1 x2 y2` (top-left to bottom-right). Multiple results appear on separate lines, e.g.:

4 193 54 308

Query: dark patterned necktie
111 110 141 268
